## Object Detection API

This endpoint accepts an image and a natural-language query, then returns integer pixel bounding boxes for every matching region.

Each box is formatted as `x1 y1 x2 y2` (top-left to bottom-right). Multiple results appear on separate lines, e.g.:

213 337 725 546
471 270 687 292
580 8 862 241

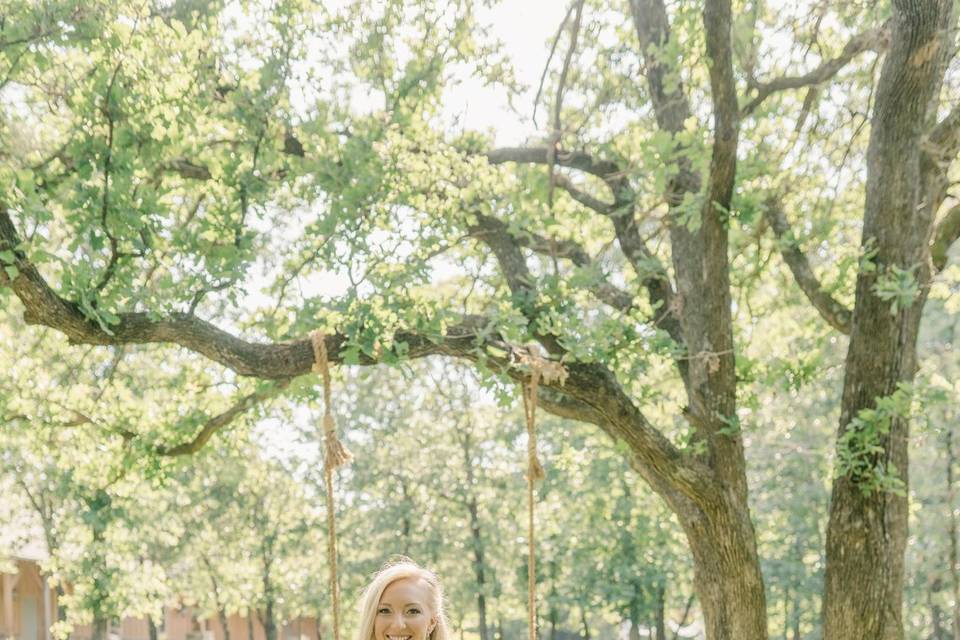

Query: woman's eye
377 608 390 615
407 609 421 615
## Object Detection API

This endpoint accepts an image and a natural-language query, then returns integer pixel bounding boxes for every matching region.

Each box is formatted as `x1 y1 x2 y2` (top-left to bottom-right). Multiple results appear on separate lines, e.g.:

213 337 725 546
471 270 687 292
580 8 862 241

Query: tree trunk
456 426 490 640
930 576 947 640
629 621 641 640
579 605 590 640
219 610 231 640
263 602 276 640
790 594 800 640
248 613 255 640
467 494 488 640
782 586 789 640
947 428 960 640
654 584 665 640
202 554 231 640
148 616 158 640
667 492 766 640
548 596 557 640
55 585 66 624
671 594 695 640
92 618 109 640
823 2 953 639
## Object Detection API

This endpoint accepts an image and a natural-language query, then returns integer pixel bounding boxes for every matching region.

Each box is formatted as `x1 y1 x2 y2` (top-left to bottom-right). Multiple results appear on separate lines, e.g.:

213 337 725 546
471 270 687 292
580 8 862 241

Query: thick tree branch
542 360 718 506
933 203 960 271
1 206 495 376
160 158 213 181
2 207 717 508
485 147 632 204
155 380 291 456
765 199 853 334
742 24 890 116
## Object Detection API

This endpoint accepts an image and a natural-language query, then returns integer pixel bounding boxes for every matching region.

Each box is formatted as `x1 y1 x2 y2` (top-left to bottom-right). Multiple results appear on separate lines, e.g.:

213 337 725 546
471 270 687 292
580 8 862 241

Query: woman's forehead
379 576 431 604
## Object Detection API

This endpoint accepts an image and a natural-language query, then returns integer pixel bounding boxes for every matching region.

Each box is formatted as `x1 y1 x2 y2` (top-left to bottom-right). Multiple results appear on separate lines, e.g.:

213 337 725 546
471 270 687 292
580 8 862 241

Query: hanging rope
311 331 353 640
517 346 567 640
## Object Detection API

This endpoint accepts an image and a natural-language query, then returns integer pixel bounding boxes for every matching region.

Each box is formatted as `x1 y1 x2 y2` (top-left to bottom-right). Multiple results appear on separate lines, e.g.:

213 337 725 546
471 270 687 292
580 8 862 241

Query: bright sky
446 1 569 145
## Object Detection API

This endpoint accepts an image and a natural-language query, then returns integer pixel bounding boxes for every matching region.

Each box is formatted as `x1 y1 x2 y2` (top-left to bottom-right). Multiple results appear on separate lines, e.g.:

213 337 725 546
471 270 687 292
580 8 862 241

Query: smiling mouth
386 636 411 640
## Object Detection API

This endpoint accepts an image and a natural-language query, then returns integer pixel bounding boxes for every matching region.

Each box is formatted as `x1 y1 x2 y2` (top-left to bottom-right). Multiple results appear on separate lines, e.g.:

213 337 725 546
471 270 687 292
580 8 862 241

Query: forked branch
742 24 889 117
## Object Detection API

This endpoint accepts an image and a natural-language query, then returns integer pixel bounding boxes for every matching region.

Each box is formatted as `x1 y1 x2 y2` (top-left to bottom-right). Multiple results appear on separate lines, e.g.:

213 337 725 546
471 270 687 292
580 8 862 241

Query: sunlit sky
447 1 569 145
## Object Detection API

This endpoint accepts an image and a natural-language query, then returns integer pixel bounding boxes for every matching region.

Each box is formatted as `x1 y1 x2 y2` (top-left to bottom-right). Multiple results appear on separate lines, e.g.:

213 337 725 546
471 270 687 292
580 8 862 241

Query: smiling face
373 577 437 640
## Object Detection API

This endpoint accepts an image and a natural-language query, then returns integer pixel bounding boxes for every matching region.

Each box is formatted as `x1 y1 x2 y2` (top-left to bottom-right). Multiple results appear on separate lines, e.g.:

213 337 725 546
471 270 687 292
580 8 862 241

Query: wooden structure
0 559 56 640
1 559 319 640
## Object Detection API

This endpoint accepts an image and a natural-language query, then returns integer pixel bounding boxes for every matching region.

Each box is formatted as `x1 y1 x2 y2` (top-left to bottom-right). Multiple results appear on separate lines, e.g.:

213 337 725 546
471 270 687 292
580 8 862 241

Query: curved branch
742 24 890 117
551 173 616 214
764 198 852 333
156 380 291 456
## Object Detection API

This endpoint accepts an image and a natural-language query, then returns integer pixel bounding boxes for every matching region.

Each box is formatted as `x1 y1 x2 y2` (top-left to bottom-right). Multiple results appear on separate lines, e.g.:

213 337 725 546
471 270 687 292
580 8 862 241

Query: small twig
548 0 586 209
533 2 576 128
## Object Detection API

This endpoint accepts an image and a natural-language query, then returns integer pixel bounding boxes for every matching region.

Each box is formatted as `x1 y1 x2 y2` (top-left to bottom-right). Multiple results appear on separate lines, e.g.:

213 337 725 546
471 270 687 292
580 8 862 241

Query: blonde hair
355 559 450 640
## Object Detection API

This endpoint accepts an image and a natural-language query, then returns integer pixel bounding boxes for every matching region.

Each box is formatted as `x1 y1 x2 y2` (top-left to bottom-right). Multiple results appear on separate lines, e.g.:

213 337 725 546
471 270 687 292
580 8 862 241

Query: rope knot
311 331 353 471
515 344 567 483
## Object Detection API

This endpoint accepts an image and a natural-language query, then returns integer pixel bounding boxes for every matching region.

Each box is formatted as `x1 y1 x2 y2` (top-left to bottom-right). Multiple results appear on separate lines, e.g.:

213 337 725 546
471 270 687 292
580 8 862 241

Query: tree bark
654 584 665 640
790 593 800 640
947 428 960 640
823 2 953 639
676 497 766 640
467 496 489 640
929 576 947 640
219 610 231 640
92 618 108 640
455 427 489 640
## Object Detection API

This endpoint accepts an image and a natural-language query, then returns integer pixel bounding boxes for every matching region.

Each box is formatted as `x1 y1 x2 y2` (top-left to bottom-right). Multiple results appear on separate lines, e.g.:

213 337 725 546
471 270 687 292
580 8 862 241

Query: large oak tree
3 1 960 638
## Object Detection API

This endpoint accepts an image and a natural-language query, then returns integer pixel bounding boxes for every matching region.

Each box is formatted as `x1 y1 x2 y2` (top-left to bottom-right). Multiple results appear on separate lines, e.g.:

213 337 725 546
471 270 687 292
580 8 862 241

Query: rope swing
311 331 353 640
516 346 567 640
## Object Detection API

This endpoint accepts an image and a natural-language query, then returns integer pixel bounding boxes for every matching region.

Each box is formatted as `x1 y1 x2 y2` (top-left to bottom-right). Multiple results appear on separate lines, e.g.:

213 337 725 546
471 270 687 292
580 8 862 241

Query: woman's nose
386 614 407 631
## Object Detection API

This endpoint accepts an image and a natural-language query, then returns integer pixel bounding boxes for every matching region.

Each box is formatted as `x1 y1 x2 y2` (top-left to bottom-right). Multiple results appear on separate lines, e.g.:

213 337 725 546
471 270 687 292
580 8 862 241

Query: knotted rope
311 331 353 640
516 346 567 640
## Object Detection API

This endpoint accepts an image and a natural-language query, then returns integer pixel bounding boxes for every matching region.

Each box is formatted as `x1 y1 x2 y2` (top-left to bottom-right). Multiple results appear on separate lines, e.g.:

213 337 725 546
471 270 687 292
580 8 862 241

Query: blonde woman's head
355 559 450 640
